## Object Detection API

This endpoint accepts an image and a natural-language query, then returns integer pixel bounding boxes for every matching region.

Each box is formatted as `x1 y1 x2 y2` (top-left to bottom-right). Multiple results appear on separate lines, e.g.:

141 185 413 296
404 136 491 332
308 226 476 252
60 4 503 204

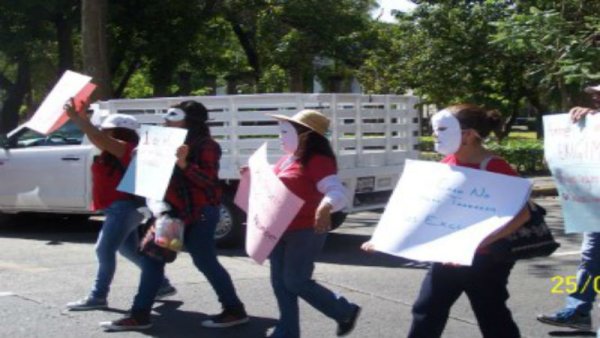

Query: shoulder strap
479 155 498 171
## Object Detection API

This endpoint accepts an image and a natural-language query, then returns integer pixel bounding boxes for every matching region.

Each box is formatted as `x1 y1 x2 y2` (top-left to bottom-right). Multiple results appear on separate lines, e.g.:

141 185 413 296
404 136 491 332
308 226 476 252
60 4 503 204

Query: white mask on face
279 121 299 154
431 109 462 155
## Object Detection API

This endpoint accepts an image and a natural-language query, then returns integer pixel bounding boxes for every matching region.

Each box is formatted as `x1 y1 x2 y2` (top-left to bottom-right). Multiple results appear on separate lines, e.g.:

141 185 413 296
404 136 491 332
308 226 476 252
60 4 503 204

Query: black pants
408 255 520 338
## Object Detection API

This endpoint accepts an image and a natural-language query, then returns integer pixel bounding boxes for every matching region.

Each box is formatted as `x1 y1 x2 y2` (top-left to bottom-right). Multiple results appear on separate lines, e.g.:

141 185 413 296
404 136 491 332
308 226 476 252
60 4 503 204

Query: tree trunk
0 58 30 133
289 67 304 93
55 14 74 74
81 0 112 100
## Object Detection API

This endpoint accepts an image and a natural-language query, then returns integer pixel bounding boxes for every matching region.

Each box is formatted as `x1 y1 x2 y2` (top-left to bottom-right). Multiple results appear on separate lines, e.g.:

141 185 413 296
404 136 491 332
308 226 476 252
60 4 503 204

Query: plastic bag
154 214 185 252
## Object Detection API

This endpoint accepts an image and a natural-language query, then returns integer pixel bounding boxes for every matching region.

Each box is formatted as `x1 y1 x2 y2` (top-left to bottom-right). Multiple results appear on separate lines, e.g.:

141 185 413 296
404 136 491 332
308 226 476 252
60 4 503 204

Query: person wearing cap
101 100 249 331
537 85 600 331
63 98 176 312
265 109 361 338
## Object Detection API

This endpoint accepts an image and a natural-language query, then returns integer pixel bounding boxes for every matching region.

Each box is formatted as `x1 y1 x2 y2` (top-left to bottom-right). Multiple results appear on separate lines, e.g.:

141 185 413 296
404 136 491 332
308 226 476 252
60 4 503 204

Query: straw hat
269 109 330 136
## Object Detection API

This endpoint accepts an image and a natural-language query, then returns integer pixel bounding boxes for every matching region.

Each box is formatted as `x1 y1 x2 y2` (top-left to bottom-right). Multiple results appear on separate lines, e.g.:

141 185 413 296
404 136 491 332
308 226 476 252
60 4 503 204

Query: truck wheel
215 192 246 248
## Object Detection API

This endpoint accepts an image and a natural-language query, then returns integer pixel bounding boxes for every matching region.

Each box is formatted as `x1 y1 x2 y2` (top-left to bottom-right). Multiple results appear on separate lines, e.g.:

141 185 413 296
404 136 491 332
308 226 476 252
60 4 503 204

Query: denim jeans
566 232 600 314
91 199 144 299
269 229 355 338
131 205 244 314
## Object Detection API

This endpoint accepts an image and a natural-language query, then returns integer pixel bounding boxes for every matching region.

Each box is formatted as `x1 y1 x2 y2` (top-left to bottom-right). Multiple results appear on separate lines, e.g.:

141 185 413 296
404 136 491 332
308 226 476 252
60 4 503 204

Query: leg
408 263 464 338
131 254 166 314
269 236 300 338
566 232 600 313
280 230 356 323
91 200 142 299
184 206 244 310
465 255 520 338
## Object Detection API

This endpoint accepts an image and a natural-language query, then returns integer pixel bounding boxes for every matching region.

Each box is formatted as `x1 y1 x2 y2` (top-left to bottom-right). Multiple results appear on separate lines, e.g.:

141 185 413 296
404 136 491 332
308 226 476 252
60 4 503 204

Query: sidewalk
528 176 557 197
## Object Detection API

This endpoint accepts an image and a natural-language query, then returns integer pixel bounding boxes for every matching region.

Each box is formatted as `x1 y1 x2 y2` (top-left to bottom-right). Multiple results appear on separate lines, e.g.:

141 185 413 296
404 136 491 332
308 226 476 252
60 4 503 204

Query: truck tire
215 190 246 248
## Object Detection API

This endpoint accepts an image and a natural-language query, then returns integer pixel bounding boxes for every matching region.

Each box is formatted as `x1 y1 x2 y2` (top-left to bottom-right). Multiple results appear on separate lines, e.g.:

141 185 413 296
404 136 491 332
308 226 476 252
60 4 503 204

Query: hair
173 100 210 142
446 104 503 139
291 122 337 169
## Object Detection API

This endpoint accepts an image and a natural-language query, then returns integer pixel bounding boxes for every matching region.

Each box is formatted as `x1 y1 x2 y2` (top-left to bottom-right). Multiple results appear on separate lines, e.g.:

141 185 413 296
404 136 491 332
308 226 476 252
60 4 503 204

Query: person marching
266 109 361 338
537 84 600 331
64 99 176 311
100 100 249 331
364 104 530 338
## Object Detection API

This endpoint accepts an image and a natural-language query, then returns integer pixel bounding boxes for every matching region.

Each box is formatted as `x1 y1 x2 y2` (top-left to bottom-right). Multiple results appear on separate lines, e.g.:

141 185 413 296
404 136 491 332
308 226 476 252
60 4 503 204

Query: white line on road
0 292 15 297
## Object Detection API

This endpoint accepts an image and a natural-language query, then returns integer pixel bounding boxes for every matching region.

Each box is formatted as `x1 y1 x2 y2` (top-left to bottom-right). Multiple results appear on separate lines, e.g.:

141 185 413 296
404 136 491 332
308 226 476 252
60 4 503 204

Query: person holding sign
266 110 361 338
364 104 530 338
101 100 248 331
537 84 600 331
63 99 176 311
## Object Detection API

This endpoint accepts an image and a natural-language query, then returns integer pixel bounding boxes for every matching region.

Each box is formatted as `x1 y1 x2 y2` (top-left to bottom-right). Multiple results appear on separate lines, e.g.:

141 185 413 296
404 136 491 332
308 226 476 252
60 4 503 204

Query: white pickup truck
0 93 420 246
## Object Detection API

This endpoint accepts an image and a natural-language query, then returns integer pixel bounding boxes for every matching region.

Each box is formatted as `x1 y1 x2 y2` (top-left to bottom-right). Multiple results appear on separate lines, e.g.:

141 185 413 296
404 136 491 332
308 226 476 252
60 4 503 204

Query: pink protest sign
245 143 304 264
234 170 250 213
27 70 96 135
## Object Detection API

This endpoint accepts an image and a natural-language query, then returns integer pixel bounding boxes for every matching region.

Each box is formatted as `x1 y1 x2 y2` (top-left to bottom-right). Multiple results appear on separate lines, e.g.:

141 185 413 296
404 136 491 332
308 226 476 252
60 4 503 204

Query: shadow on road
0 214 101 244
138 300 278 338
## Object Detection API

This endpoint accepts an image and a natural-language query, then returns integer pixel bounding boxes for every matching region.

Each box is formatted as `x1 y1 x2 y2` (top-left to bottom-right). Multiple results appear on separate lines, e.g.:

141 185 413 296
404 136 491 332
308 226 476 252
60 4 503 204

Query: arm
64 98 128 158
478 203 531 248
175 141 220 190
570 106 598 122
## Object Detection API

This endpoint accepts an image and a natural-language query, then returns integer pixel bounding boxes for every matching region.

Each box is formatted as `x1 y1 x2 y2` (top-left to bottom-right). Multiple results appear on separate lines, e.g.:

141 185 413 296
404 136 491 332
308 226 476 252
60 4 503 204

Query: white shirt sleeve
316 175 348 212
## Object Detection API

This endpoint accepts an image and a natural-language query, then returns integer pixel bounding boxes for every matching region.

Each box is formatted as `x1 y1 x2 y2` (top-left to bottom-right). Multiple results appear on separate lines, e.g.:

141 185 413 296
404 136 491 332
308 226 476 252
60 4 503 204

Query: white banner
26 70 94 135
544 113 600 232
118 125 187 200
370 159 531 266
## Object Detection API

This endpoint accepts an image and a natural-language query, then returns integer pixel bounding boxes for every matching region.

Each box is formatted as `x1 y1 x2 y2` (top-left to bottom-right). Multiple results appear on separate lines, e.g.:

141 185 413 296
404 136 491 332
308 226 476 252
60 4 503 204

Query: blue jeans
566 232 600 313
91 200 144 299
269 229 355 338
131 205 244 313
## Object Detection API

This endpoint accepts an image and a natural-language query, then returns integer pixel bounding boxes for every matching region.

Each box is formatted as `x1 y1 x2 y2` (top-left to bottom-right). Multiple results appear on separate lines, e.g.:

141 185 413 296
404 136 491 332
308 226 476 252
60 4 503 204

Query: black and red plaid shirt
165 136 222 225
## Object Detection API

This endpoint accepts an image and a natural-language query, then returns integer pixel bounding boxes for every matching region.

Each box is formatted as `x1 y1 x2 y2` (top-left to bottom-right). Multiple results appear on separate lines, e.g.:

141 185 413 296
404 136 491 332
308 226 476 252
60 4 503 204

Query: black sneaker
201 308 250 328
66 296 107 311
537 309 591 330
337 304 361 337
100 314 152 331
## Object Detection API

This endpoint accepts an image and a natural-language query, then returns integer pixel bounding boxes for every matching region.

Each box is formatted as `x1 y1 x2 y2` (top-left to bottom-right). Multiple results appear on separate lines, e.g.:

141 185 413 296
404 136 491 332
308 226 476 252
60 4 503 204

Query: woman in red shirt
267 110 361 338
387 104 529 338
64 99 174 311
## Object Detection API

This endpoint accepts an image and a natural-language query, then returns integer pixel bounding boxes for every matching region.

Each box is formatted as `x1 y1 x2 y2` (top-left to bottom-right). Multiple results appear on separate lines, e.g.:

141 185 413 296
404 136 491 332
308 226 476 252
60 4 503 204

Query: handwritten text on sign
370 159 531 266
117 125 187 200
244 144 304 264
544 113 600 232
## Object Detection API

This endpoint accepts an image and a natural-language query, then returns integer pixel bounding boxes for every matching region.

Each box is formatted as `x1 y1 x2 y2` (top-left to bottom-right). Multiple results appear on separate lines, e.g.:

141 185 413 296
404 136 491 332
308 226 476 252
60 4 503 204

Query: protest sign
26 70 96 135
245 143 304 264
370 159 531 265
117 125 187 200
544 113 600 232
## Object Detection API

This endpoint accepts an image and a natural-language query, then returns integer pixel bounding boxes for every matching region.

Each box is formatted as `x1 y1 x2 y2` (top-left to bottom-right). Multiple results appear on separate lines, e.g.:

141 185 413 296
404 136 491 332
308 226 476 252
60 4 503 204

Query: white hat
100 114 139 131
585 85 600 94
162 108 186 122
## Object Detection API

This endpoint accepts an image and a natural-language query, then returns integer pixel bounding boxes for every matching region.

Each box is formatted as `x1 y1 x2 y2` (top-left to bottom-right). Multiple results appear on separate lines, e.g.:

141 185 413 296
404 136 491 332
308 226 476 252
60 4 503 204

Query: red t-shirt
91 143 136 211
441 154 519 253
274 154 337 231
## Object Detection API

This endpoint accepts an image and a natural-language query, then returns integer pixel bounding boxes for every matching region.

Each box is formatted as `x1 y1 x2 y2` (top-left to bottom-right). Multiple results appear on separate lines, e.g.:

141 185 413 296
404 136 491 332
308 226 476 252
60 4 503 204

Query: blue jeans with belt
566 232 600 313
131 205 244 314
91 199 145 299
269 228 355 338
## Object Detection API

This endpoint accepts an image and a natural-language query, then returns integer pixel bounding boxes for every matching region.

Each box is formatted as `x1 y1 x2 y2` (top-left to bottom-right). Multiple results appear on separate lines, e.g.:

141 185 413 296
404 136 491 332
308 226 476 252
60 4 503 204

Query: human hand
64 97 90 120
239 165 249 176
569 106 597 122
314 203 332 234
176 145 189 169
360 241 376 253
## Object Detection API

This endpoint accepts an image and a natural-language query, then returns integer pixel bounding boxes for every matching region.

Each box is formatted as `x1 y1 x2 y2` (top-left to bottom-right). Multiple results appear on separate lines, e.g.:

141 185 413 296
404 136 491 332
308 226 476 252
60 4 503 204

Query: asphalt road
0 196 595 338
